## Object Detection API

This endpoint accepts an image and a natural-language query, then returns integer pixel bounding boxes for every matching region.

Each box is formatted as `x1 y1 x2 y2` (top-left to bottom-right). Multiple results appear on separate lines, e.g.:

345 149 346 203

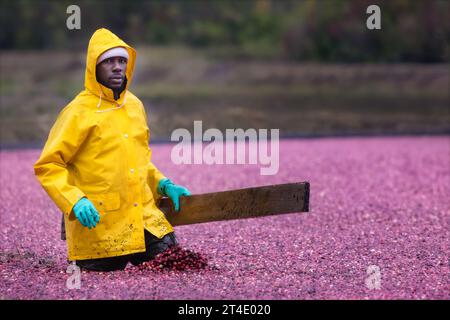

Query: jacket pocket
87 192 121 211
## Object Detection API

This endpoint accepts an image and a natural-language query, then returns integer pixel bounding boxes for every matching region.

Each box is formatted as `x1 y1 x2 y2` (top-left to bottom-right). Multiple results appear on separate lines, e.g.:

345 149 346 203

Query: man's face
96 56 127 91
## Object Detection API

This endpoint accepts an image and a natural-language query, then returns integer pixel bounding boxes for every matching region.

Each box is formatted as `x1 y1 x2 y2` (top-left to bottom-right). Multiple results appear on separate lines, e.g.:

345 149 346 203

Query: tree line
1 0 448 62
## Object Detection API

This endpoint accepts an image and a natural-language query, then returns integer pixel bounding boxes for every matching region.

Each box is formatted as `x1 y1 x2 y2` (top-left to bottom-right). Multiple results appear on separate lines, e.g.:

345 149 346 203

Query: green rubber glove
72 197 100 229
157 178 191 212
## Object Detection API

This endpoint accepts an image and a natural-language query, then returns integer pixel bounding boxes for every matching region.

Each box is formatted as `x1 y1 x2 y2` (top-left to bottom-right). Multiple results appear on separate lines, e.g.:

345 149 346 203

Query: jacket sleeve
146 146 166 202
33 106 89 216
139 102 167 201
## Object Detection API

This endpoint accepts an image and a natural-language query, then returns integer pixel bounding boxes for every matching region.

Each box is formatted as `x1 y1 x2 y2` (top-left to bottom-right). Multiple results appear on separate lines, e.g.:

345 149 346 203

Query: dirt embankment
1 47 449 147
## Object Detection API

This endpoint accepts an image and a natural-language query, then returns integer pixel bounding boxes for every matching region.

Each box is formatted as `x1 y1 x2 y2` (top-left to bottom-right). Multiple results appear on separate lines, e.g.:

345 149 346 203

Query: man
34 28 191 271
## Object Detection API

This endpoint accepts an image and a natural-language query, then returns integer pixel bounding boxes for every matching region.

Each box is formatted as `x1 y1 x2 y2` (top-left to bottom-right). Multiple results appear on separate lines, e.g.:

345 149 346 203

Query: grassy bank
0 46 449 146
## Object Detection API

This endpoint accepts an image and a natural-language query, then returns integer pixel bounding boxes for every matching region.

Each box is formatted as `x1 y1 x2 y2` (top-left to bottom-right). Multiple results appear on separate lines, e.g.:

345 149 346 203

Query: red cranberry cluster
137 245 208 272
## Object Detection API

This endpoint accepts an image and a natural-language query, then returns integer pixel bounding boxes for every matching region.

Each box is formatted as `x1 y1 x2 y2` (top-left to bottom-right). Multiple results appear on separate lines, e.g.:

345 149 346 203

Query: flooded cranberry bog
0 136 449 299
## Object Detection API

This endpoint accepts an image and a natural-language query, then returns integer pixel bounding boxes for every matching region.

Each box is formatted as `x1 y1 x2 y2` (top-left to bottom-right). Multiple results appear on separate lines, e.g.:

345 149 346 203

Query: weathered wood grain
61 182 310 239
158 182 310 226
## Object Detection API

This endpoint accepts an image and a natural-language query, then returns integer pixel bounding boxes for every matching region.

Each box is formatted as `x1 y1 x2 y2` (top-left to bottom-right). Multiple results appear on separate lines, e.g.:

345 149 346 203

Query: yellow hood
84 28 136 105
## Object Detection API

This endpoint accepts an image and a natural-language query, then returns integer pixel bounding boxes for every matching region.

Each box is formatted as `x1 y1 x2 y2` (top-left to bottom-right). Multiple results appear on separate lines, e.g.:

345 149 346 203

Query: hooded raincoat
34 28 174 261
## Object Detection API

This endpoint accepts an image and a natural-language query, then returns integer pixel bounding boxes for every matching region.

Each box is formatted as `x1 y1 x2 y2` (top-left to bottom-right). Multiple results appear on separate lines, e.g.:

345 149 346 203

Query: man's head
96 46 129 92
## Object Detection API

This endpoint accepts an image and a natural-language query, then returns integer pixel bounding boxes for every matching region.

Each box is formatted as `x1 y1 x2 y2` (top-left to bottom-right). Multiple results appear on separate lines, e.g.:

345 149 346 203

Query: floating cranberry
136 245 209 272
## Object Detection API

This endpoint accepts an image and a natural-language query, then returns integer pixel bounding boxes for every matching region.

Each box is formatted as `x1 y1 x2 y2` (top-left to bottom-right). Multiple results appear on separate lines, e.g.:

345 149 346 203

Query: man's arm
139 102 167 201
34 106 89 216
139 102 190 207
146 145 167 203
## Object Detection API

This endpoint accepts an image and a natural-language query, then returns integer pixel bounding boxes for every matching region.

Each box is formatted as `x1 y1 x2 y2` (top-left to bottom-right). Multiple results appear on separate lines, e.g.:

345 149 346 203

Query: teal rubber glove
72 197 100 229
157 178 191 212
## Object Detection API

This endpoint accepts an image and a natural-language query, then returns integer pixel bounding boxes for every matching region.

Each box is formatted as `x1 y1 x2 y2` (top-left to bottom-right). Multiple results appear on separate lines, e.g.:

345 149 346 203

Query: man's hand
72 197 100 229
158 178 191 212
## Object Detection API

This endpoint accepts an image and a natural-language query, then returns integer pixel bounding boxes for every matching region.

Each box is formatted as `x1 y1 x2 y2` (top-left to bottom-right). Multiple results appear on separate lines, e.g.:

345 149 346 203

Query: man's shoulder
126 90 144 106
58 91 93 117
60 90 145 115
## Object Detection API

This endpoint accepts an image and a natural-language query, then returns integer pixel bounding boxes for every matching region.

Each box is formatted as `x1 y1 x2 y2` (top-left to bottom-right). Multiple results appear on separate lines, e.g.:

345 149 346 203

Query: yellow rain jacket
34 28 174 261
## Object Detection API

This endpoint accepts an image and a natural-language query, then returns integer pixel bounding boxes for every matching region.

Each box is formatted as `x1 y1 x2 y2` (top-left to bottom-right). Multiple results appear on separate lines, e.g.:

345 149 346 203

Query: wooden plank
158 182 310 226
61 182 309 239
